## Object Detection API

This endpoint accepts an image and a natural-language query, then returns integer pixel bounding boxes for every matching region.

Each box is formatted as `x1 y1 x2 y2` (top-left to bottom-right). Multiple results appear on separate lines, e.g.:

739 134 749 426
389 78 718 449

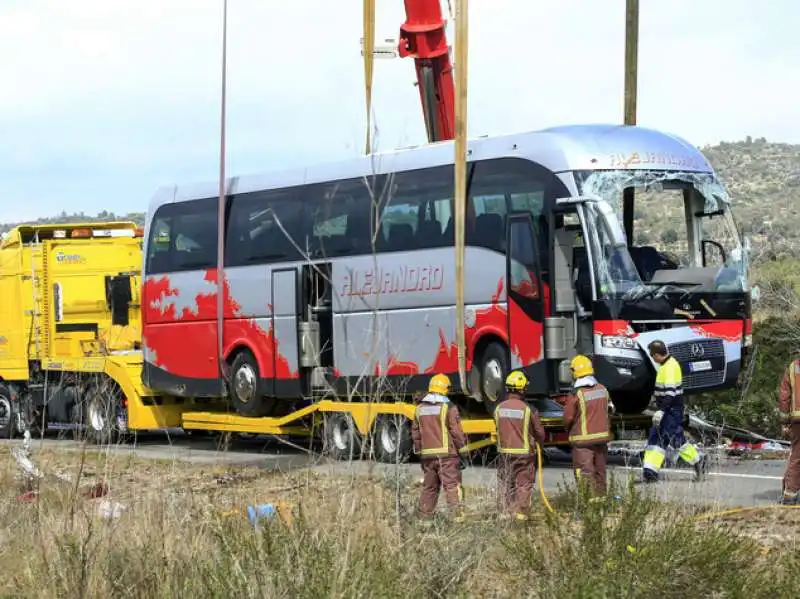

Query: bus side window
226 189 306 266
146 198 218 274
469 194 507 252
310 177 378 257
146 217 173 274
384 166 454 252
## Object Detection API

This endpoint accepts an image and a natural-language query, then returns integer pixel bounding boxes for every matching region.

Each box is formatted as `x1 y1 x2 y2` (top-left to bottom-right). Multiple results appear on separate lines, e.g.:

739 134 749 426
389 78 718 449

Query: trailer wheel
0 385 15 439
478 341 509 411
373 414 412 463
323 412 363 460
229 350 276 417
85 379 124 445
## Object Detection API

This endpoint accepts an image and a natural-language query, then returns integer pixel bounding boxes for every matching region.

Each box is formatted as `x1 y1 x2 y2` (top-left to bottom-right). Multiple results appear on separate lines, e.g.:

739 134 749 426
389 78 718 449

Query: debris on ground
726 440 789 457
96 499 127 519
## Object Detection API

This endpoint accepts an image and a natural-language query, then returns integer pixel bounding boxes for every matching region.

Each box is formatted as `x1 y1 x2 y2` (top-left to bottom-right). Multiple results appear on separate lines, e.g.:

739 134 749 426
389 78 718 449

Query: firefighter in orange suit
560 355 613 498
411 374 468 520
494 370 546 520
778 357 800 505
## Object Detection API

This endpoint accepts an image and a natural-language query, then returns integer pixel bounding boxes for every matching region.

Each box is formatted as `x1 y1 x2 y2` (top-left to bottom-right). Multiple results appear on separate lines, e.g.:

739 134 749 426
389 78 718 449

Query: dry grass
0 445 798 599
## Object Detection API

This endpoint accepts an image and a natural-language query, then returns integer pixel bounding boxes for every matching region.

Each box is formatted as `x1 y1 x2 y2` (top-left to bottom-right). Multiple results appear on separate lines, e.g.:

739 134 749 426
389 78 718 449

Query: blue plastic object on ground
247 504 277 528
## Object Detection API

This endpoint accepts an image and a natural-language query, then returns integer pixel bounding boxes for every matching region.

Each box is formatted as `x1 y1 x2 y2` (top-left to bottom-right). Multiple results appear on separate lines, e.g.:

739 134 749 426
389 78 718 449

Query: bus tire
478 341 509 410
373 414 412 463
229 350 275 417
0 384 15 439
323 412 363 460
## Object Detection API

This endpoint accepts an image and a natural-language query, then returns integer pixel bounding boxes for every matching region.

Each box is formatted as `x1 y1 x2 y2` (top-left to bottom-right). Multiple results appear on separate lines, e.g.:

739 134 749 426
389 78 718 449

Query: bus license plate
689 360 712 372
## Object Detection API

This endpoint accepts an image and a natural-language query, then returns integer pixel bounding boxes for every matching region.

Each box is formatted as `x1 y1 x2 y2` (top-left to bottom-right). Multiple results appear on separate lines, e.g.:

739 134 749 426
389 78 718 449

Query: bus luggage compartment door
271 268 301 397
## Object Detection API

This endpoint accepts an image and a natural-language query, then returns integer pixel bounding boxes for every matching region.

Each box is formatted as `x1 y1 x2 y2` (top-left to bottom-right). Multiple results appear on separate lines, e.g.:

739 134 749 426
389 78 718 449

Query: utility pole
622 0 639 245
216 0 229 389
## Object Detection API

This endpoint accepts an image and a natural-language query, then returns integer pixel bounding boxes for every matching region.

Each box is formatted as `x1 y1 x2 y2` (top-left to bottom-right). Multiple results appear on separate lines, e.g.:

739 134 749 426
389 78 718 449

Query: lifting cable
362 0 376 154
453 0 469 395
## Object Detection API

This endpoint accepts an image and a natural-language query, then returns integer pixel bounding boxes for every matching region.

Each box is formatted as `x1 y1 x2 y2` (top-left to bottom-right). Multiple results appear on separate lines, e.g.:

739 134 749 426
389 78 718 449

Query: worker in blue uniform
642 339 707 483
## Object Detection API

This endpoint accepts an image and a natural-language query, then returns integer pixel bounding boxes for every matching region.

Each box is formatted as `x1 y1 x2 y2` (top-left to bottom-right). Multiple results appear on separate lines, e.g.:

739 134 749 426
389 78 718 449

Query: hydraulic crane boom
398 0 456 143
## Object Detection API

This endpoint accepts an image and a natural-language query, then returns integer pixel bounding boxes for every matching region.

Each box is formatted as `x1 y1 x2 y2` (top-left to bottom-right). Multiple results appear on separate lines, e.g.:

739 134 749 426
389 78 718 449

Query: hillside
3 137 800 262
0 210 145 234
630 137 800 263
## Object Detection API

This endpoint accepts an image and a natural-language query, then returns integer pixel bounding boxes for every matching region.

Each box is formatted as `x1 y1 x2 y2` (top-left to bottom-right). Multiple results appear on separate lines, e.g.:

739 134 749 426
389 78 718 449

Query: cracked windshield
576 169 749 296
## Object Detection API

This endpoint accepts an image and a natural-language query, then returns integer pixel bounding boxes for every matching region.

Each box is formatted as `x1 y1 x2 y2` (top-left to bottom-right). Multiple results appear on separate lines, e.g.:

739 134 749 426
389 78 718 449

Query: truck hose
536 442 556 514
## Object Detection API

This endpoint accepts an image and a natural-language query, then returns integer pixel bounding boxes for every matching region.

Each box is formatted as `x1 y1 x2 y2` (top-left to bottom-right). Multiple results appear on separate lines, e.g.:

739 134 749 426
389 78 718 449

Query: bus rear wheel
229 350 276 417
373 414 412 463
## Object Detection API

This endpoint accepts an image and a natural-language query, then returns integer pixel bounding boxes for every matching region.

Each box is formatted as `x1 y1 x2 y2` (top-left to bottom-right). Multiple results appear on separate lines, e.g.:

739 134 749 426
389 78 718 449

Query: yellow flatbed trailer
115 364 653 461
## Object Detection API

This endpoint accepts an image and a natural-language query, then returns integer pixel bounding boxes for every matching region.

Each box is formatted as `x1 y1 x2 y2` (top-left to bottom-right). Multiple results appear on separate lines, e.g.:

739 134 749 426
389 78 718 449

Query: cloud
0 0 797 220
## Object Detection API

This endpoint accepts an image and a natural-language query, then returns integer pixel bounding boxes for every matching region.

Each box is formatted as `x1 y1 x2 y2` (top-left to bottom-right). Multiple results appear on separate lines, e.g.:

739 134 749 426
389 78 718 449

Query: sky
0 0 797 222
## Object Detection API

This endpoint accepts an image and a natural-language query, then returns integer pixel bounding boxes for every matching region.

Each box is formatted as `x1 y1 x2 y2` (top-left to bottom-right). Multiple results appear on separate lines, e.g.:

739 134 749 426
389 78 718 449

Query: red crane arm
398 0 456 143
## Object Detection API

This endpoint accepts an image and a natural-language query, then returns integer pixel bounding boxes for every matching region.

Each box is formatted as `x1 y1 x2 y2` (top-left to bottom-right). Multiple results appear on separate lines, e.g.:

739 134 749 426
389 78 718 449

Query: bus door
506 213 547 396
271 267 302 397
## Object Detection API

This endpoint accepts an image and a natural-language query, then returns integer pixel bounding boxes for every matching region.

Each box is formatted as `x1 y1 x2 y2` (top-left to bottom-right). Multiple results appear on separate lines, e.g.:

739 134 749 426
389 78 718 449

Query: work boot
642 469 659 484
780 491 799 506
693 454 708 482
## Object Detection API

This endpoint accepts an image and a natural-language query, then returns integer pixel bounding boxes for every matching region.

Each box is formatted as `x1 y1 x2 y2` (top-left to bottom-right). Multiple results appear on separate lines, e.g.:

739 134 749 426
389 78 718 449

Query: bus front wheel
478 341 509 411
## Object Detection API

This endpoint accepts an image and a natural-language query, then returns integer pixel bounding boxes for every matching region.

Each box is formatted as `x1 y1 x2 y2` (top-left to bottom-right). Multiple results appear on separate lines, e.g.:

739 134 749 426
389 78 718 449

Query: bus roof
149 124 714 211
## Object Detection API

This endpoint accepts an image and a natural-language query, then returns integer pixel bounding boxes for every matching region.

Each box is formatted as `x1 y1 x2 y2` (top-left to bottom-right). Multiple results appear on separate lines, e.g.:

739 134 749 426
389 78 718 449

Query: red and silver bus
141 124 751 415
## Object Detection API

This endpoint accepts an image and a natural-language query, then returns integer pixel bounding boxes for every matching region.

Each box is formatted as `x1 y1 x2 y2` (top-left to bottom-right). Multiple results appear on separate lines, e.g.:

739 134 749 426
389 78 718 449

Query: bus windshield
575 169 749 295
581 199 644 298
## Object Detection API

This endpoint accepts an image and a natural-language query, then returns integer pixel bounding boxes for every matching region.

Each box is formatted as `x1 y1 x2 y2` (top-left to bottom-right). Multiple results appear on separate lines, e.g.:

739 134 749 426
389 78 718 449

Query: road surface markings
614 465 783 481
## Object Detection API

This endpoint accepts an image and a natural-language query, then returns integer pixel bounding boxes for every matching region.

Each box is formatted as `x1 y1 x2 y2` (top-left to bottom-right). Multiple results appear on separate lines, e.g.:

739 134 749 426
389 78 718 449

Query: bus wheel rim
483 358 504 401
234 364 257 403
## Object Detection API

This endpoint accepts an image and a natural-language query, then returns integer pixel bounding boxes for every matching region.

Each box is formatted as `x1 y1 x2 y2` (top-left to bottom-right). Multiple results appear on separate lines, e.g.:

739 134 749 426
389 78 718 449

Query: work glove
652 410 664 427
459 454 469 470
608 400 617 415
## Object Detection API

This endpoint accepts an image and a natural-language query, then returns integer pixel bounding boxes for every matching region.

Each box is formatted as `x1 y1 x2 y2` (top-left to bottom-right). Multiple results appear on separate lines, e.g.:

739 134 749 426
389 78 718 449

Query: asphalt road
2 431 788 508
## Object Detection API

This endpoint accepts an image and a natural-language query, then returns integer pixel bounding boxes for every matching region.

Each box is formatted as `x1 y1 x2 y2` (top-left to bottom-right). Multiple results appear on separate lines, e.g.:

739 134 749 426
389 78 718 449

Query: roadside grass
0 446 798 598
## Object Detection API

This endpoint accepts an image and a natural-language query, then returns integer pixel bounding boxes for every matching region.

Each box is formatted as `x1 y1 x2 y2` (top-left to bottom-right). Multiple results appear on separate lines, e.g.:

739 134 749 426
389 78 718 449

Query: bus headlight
601 335 638 350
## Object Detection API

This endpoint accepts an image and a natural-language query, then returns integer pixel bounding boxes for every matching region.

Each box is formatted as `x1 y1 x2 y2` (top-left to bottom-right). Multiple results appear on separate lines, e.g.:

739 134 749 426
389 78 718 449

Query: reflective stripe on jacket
779 359 800 422
562 383 611 445
494 395 546 456
411 401 467 457
654 355 683 411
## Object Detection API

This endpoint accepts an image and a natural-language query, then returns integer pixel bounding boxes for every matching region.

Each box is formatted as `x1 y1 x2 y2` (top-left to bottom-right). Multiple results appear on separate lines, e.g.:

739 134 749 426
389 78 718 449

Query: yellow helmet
570 355 594 378
428 373 451 395
504 370 528 393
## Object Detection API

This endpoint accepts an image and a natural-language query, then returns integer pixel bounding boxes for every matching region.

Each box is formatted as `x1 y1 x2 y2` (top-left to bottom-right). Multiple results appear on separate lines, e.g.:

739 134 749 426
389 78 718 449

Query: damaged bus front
546 126 751 413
